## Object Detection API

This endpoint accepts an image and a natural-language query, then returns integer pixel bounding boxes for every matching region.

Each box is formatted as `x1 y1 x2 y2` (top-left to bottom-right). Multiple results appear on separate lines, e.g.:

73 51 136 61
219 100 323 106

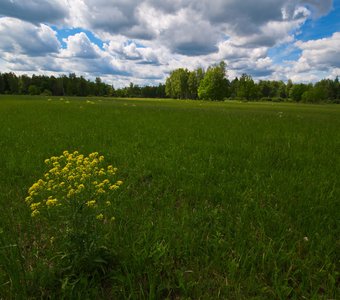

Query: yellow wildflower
86 200 96 207
61 167 69 173
30 202 41 211
96 188 105 194
25 196 33 204
109 185 119 190
49 167 58 174
105 201 111 206
67 189 75 198
116 180 123 186
28 183 39 193
89 152 99 159
96 214 104 220
46 199 58 206
31 210 40 217
98 170 106 176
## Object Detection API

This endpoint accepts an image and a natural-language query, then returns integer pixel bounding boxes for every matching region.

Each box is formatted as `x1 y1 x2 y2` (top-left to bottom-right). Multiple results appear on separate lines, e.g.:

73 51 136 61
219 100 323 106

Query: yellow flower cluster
25 151 123 219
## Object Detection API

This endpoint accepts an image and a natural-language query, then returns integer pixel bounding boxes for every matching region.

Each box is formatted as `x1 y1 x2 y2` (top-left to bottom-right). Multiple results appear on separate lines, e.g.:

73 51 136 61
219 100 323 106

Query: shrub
41 89 52 96
28 85 40 95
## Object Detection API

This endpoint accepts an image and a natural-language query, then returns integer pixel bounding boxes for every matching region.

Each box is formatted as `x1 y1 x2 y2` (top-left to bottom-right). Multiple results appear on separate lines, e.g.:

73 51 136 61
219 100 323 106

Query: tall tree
0 73 4 94
198 61 228 100
237 74 258 100
289 83 309 102
165 68 190 99
188 67 204 99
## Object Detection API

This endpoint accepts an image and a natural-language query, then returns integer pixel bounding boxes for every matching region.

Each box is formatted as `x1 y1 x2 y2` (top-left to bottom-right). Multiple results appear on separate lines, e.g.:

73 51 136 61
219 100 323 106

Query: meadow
0 95 339 299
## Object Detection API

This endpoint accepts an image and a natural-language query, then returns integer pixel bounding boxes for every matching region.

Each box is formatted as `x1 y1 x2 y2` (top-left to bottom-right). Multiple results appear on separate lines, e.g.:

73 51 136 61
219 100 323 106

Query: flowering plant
25 151 123 275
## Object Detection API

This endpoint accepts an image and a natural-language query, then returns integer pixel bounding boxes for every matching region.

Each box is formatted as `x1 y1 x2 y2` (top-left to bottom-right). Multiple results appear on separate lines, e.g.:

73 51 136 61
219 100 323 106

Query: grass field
0 95 339 299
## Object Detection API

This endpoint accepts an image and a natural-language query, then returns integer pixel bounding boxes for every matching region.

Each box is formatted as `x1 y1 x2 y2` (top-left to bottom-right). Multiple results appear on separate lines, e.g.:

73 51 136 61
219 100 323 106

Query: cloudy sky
0 0 339 87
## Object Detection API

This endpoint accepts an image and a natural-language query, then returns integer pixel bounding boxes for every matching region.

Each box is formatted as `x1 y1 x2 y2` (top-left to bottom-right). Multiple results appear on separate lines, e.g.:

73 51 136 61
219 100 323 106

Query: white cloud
0 0 337 85
61 32 100 59
294 32 340 71
0 0 68 24
63 0 330 56
0 17 60 55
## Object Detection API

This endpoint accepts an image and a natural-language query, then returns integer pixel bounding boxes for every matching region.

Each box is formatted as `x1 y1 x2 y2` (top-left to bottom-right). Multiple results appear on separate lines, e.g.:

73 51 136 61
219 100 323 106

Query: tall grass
0 95 339 298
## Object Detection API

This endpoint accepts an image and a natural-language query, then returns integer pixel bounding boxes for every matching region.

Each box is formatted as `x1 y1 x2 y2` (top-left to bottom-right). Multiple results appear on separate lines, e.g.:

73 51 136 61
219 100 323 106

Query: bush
28 85 40 95
41 89 52 96
260 97 272 102
272 97 284 102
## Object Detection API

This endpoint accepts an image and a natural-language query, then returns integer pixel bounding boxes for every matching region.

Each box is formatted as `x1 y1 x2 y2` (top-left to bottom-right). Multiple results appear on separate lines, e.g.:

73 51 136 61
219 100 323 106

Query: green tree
3 72 19 94
18 75 31 94
198 61 228 100
335 76 340 100
229 77 239 98
0 73 5 94
286 79 293 99
289 83 309 102
277 81 287 98
301 83 327 103
237 74 258 100
28 85 40 95
165 68 190 99
187 68 204 99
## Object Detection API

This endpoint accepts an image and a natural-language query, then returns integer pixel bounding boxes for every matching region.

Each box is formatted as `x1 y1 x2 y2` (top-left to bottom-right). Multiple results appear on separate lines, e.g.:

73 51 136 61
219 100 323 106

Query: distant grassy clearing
0 95 339 299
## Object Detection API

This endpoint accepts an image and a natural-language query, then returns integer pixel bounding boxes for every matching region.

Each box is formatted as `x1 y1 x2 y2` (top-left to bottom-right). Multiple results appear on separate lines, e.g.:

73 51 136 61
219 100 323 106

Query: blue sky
0 0 339 87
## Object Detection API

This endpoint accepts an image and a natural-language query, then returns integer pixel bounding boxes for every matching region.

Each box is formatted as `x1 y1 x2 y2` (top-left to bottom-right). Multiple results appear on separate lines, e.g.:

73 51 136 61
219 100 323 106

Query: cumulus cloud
103 39 162 66
63 0 334 59
0 0 337 84
61 32 100 59
0 17 60 56
0 0 68 24
294 32 340 71
159 9 220 56
59 32 131 76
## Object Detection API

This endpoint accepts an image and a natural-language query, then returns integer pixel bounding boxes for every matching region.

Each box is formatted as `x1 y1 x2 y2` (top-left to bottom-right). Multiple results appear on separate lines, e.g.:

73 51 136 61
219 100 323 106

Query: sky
0 0 339 87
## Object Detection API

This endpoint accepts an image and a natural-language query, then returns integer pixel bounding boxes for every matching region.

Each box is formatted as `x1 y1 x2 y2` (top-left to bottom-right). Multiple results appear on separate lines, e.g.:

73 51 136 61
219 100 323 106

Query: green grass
0 95 339 299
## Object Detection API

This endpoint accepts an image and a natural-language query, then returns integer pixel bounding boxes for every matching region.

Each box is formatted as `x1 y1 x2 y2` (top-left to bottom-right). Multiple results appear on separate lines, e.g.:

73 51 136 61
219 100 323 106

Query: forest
1 62 339 103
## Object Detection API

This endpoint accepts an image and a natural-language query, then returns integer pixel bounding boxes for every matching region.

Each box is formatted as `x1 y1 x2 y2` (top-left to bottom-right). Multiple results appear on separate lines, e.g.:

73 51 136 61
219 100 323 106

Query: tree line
165 62 340 103
0 72 166 98
1 64 339 103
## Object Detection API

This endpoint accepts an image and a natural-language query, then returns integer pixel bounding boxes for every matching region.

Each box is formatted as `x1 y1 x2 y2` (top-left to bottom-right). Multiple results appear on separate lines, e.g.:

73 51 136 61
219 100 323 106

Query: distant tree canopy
0 68 339 103
165 62 340 103
0 72 166 98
